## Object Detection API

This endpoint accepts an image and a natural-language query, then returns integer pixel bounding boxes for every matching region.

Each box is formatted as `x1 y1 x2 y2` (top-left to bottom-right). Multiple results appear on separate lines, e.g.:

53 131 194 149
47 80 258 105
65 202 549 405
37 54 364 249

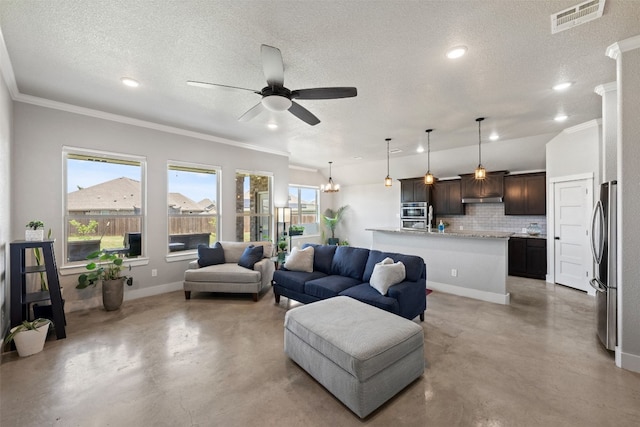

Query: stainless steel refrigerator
590 181 617 351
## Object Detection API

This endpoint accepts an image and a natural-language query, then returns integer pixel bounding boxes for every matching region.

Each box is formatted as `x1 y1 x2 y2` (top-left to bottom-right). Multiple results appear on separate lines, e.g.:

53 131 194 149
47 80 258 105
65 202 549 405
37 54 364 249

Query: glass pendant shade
424 172 434 185
384 138 392 187
474 118 486 180
321 161 340 193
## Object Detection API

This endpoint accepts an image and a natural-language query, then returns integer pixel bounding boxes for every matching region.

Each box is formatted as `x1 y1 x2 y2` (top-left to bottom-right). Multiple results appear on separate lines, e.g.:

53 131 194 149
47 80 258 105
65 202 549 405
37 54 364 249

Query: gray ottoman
284 296 425 418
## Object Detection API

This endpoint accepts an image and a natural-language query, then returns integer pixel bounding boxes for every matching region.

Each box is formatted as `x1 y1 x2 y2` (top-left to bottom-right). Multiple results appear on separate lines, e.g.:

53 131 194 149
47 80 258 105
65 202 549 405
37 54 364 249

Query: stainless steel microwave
401 202 427 219
401 219 427 230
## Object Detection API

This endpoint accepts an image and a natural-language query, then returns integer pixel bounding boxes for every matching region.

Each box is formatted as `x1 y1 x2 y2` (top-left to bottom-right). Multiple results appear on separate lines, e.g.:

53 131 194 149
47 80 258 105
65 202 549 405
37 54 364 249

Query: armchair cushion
197 242 225 267
238 245 263 269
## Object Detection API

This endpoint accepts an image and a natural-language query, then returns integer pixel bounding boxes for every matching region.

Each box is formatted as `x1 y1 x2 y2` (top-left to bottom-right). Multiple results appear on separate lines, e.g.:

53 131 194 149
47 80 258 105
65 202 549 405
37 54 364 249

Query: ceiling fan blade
238 102 265 122
261 44 284 87
288 101 320 126
187 80 259 94
291 87 358 100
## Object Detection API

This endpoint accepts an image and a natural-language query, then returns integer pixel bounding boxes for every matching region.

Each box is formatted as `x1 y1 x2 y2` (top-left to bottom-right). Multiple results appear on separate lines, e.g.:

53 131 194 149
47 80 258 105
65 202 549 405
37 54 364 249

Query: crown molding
562 119 602 134
289 164 318 172
606 35 640 60
594 82 617 96
0 26 19 98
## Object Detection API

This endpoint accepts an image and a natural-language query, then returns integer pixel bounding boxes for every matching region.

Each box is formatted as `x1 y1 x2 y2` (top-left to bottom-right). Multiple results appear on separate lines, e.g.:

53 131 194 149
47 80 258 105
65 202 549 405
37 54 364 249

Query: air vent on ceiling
551 0 605 34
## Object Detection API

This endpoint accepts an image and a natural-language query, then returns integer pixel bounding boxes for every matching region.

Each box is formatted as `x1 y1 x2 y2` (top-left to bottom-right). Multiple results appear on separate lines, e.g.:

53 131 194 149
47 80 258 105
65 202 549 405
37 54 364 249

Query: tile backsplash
438 204 547 235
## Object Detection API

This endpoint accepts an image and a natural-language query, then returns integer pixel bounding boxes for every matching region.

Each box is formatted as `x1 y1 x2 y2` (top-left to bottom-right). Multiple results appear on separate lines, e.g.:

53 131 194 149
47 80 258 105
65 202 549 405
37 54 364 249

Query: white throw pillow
370 258 406 295
283 246 314 273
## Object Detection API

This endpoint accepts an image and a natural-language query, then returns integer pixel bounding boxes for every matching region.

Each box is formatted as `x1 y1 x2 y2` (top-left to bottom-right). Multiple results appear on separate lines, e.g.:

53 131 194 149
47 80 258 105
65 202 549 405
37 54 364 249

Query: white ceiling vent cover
551 0 605 34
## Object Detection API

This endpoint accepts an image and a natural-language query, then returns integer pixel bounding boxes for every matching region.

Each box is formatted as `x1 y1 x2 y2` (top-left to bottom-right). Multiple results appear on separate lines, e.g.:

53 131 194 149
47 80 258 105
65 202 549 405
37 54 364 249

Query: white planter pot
25 229 44 241
11 322 50 357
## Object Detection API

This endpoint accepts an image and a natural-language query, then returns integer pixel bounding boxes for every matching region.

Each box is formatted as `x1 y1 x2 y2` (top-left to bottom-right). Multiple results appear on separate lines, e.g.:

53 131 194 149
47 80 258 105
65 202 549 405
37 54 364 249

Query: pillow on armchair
238 245 264 269
198 242 225 267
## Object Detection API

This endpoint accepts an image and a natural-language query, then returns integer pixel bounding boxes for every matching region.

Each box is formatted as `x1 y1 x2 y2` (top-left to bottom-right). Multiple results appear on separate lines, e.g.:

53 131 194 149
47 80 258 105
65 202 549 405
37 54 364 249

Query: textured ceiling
1 1 639 171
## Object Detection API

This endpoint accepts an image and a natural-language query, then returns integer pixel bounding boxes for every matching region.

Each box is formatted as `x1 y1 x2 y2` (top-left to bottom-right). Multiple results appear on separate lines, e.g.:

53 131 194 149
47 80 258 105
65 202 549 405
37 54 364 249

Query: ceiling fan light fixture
474 118 487 180
262 94 292 112
321 161 340 193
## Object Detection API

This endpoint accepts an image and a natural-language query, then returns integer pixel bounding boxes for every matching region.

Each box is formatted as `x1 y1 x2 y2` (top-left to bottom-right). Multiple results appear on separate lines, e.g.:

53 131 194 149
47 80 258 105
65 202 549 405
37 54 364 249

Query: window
167 162 219 253
288 185 320 234
64 149 145 264
235 171 272 242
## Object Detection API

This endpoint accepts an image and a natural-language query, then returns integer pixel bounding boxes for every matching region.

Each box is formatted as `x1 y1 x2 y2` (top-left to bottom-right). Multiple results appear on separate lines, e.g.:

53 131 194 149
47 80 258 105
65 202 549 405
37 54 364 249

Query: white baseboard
427 281 511 305
65 281 183 312
620 350 640 373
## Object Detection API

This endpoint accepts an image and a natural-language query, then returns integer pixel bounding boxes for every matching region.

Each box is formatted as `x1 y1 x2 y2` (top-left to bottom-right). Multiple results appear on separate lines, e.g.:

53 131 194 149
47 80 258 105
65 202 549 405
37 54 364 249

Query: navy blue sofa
273 244 427 321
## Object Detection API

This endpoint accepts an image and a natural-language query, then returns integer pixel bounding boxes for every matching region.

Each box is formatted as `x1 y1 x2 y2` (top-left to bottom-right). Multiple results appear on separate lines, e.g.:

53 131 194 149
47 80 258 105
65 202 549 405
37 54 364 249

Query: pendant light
384 138 393 187
321 161 340 193
474 117 486 180
424 129 434 185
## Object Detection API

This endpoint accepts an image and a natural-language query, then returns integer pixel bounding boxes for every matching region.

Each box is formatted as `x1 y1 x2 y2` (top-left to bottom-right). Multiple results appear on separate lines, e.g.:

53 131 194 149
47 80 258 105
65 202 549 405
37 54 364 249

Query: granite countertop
366 227 514 239
511 233 547 239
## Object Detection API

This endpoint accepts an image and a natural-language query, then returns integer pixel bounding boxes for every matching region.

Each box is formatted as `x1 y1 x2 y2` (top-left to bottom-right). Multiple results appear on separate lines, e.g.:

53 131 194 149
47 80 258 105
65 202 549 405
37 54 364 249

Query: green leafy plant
26 220 44 230
69 219 99 239
278 238 288 252
33 228 53 291
322 205 349 240
3 318 51 345
289 225 304 235
76 250 131 289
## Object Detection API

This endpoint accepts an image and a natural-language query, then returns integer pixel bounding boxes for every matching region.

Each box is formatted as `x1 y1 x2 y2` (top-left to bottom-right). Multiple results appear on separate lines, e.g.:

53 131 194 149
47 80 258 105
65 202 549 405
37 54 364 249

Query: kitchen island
366 227 513 304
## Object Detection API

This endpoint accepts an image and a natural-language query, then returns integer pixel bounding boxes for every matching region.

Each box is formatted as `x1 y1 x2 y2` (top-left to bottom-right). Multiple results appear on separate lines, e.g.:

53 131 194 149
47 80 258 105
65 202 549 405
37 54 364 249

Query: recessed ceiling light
267 123 278 130
489 133 499 141
554 114 568 122
553 82 572 91
120 77 140 88
446 46 467 59
416 147 425 153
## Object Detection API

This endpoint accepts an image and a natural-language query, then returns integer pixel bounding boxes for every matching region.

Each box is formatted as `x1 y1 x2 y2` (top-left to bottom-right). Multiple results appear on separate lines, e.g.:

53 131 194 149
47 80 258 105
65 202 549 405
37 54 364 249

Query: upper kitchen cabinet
504 172 546 215
434 179 464 215
400 178 432 203
460 171 507 203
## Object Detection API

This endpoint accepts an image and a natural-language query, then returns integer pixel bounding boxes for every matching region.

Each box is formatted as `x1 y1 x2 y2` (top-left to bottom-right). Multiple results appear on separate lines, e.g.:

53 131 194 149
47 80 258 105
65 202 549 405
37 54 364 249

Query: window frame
235 169 273 243
61 146 148 272
166 160 221 259
288 184 320 233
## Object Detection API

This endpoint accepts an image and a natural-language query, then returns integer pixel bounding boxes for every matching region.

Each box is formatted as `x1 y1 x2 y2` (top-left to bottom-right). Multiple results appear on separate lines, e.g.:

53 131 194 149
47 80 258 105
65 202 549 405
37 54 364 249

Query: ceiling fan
187 44 357 126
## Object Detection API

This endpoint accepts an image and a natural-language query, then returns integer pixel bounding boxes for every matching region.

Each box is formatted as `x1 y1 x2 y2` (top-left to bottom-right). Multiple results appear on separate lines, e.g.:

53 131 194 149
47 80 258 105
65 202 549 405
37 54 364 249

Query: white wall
546 120 601 183
0 68 11 341
11 102 289 310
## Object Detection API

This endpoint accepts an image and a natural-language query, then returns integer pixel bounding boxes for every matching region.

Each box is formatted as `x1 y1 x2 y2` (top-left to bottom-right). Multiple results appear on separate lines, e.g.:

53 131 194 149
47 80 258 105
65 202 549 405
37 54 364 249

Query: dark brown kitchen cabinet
460 171 506 201
400 178 432 203
504 172 546 215
508 237 547 280
434 179 465 215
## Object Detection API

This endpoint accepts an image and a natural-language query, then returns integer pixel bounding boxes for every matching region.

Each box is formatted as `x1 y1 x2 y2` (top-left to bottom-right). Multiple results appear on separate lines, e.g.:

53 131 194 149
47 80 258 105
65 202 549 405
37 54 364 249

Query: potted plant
25 220 45 241
323 205 349 245
76 250 132 311
4 318 51 357
277 237 288 262
289 225 304 236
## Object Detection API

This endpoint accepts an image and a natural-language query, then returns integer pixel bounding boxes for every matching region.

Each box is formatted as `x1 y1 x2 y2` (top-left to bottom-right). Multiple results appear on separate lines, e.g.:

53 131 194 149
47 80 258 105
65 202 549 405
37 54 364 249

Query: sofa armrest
254 258 276 289
188 260 200 269
387 279 427 312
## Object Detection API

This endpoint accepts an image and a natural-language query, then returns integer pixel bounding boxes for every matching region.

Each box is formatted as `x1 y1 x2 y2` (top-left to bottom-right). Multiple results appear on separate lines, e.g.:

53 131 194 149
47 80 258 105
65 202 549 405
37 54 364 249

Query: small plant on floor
76 250 132 289
3 318 51 345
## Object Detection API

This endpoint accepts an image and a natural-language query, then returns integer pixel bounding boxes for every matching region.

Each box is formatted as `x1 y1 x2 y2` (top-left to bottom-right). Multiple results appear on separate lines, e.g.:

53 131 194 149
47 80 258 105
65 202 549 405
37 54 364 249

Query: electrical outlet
151 269 157 277
451 269 458 277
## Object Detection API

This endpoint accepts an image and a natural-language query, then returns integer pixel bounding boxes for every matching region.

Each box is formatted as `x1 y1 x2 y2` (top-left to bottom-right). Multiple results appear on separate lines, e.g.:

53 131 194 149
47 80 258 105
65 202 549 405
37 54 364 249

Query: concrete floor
2 277 640 426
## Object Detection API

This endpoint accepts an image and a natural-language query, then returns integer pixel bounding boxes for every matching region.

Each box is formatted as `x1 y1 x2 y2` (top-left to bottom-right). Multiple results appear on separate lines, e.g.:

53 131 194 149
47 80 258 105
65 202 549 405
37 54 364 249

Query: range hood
459 171 507 204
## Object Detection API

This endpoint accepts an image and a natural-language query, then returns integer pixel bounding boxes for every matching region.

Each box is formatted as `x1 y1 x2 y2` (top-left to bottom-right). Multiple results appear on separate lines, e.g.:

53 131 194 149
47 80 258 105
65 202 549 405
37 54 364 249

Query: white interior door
553 179 592 292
